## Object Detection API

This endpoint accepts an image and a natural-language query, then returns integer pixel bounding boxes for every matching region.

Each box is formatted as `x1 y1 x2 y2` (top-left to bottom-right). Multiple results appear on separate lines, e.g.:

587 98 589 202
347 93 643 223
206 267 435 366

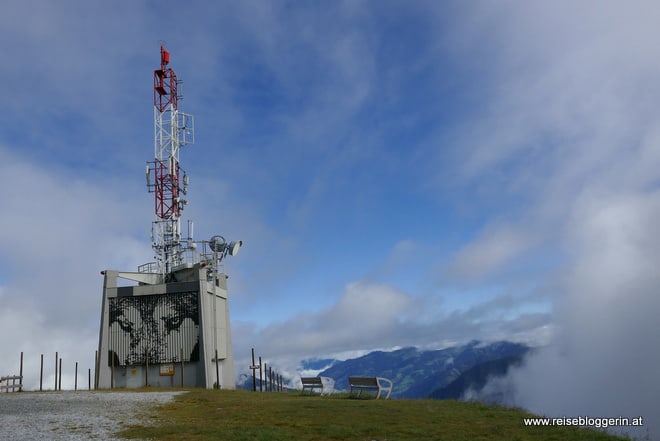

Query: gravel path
0 390 181 440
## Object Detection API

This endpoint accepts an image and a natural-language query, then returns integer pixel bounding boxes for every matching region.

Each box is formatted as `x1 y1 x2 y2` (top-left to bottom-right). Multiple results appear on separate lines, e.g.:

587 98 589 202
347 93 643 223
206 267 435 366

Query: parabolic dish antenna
209 235 226 253
228 240 242 256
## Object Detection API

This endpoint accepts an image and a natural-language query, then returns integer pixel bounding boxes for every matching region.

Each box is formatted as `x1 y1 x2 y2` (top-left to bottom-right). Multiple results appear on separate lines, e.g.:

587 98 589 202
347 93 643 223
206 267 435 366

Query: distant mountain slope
428 354 525 400
300 358 338 372
319 340 529 398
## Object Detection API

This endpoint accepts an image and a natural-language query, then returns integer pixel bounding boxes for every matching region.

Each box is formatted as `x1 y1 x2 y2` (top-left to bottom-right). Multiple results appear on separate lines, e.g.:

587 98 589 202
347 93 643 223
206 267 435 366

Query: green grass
119 389 627 441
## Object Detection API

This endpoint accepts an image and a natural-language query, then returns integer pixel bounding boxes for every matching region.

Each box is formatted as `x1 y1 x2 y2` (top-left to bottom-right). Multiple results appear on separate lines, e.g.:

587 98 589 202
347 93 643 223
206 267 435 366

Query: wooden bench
348 376 393 399
300 376 335 395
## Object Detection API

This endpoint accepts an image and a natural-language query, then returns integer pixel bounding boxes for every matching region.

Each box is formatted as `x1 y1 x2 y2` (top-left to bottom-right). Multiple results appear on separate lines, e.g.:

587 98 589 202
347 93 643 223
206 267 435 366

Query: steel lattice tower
147 45 195 277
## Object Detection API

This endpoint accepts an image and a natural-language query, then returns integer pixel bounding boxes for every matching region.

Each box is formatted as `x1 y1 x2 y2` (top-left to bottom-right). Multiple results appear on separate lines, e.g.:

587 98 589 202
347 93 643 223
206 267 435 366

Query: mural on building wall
108 291 200 366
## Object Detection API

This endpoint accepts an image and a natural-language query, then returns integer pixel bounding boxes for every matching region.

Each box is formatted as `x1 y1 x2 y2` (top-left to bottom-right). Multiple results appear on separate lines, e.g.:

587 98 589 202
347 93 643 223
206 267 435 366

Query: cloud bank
445 2 660 438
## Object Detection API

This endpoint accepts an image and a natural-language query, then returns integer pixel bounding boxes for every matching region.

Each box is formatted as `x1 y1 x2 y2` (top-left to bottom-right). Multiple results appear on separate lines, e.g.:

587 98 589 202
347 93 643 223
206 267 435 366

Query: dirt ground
0 390 180 440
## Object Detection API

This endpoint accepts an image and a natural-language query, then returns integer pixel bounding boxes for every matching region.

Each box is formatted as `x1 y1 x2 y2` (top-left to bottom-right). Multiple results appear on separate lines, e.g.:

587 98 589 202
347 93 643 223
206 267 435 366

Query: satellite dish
209 235 226 253
228 240 242 256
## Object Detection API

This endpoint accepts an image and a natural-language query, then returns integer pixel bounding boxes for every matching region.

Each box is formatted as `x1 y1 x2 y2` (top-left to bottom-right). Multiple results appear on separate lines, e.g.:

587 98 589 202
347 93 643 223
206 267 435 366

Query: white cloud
444 2 660 438
446 224 537 281
0 147 151 384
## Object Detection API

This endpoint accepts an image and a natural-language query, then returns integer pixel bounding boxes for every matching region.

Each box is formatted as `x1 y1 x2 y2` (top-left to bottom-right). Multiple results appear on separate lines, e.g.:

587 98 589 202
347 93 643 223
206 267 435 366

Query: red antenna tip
161 46 170 66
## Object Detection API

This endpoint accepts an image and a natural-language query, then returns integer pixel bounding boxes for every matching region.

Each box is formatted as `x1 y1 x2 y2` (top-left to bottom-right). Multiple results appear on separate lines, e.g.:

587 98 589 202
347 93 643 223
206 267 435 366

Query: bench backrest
348 376 379 387
301 377 323 386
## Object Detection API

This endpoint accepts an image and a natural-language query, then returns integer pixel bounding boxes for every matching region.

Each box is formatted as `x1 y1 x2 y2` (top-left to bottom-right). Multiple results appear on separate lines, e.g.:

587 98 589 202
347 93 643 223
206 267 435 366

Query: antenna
146 44 195 276
143 45 241 279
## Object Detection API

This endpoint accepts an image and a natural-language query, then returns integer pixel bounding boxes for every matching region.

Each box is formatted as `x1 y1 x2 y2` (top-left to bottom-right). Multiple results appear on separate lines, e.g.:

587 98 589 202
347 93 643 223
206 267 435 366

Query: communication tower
96 45 241 390
147 45 195 276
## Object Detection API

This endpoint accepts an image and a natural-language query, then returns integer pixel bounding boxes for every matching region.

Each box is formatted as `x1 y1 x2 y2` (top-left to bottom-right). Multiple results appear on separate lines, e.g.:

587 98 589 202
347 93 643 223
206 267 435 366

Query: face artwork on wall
108 292 200 366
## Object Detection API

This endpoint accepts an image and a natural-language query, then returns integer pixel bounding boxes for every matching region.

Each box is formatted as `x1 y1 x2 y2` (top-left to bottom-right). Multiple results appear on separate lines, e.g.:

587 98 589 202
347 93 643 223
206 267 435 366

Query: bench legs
350 386 380 398
350 386 391 399
301 386 322 395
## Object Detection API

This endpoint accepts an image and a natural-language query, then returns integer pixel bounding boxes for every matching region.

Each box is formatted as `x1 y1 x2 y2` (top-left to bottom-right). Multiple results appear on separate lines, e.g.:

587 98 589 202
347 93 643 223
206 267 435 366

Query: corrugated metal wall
108 291 200 366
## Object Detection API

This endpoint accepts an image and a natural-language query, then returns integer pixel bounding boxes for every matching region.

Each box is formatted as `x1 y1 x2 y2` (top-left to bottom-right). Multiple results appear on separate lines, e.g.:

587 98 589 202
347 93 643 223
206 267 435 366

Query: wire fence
248 348 285 392
2 351 95 392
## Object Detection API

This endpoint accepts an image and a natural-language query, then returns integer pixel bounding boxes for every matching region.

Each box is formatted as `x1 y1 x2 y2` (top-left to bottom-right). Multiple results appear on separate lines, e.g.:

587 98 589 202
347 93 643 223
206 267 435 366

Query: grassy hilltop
119 389 627 441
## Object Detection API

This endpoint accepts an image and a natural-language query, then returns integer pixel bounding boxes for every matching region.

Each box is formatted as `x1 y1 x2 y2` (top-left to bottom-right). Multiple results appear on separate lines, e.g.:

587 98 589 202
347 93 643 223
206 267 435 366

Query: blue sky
2 1 660 435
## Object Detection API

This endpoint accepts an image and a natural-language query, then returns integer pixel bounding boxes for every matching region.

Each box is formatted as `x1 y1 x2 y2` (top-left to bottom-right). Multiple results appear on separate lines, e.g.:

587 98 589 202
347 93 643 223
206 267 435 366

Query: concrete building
96 263 234 389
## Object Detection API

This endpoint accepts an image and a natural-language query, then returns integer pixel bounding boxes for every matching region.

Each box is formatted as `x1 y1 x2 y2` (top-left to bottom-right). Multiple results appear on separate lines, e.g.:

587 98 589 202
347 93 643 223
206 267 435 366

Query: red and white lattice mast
146 45 195 277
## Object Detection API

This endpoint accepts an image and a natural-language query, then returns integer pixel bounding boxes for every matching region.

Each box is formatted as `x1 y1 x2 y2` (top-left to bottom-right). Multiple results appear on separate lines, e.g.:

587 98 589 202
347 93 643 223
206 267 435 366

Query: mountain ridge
317 340 529 398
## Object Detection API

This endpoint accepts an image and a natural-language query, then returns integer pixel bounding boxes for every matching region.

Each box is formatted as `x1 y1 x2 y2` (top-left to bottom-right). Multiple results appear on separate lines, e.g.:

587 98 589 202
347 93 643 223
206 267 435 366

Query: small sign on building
159 364 175 376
